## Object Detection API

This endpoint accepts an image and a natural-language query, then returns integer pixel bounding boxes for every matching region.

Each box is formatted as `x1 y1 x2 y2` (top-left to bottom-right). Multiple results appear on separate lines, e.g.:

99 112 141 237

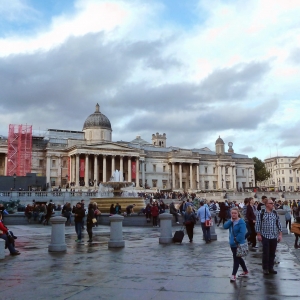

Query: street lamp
13 173 16 190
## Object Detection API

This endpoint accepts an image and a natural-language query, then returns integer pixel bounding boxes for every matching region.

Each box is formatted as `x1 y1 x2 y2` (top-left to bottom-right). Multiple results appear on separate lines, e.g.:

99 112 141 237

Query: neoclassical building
257 156 300 191
0 104 255 191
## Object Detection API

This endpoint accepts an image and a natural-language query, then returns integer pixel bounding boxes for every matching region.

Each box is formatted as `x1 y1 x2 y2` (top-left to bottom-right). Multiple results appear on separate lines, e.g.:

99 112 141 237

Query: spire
95 103 100 113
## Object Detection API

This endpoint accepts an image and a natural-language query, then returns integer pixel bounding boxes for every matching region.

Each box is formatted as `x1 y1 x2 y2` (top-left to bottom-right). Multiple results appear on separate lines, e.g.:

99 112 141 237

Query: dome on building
83 103 111 130
215 136 225 145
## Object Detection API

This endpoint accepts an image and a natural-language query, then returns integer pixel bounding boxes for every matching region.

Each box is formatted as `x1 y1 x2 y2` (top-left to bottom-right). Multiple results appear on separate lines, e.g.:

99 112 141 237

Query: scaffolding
7 124 32 176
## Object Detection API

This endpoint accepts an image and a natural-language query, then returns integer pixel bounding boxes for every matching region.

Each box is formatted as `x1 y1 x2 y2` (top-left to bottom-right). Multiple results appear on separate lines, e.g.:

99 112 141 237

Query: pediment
70 141 139 153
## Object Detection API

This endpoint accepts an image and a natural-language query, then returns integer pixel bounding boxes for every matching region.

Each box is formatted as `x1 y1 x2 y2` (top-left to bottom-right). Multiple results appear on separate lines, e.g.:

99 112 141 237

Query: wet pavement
1 223 300 300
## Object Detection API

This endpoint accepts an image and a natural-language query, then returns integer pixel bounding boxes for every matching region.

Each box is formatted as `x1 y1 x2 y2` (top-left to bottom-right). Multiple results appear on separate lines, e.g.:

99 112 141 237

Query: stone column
233 166 236 191
136 157 139 187
293 169 297 191
276 209 288 235
0 239 5 259
46 155 51 188
108 215 125 248
71 156 75 184
48 216 67 252
4 154 7 176
111 155 115 176
179 163 183 189
141 160 145 187
159 213 173 244
246 168 249 187
128 157 132 182
172 163 175 189
218 165 221 189
190 164 193 189
75 154 80 186
94 155 98 186
196 164 200 190
59 156 63 186
103 155 107 182
120 156 124 182
84 154 89 187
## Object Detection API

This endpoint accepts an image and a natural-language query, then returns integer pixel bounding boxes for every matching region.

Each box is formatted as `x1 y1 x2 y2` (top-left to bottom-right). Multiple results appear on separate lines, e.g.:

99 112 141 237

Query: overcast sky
0 0 300 160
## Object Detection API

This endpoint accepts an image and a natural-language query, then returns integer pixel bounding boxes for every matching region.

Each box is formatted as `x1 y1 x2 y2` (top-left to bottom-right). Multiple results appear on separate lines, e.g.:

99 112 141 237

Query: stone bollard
48 216 67 252
159 213 173 244
276 209 288 235
0 239 5 259
210 212 218 240
108 215 125 248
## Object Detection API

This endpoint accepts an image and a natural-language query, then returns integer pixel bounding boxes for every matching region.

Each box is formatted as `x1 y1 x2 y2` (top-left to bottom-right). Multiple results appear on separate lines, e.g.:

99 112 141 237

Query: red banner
80 158 85 177
131 161 136 179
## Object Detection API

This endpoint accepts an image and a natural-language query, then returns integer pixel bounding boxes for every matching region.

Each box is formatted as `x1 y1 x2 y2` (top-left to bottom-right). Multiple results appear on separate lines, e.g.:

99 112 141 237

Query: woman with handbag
86 203 95 243
224 207 249 282
184 205 197 243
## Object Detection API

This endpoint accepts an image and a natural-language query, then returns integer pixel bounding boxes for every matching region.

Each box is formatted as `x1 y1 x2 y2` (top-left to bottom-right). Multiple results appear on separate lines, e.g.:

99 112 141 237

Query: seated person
0 212 20 256
126 204 136 215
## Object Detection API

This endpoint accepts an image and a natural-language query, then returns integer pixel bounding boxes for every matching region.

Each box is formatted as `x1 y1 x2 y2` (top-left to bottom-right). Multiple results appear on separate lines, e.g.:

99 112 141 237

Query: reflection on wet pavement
1 224 300 300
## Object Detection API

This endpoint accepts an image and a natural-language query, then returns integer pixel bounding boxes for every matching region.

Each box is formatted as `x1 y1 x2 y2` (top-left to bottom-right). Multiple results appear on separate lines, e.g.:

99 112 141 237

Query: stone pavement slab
1 224 300 300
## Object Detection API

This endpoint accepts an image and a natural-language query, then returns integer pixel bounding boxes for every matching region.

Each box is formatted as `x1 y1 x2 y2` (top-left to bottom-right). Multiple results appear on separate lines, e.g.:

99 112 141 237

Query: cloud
240 146 256 153
288 48 300 64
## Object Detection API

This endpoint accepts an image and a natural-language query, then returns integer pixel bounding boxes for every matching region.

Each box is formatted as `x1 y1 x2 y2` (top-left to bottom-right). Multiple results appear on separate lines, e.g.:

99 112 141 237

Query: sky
0 0 300 161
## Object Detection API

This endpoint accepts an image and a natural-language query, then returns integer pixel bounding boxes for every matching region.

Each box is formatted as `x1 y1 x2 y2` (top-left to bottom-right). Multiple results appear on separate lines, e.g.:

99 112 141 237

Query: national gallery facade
0 104 254 191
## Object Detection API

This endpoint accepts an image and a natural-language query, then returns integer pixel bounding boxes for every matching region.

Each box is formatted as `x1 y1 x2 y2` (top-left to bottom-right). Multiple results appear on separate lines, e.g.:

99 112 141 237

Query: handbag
205 208 212 227
92 218 97 224
231 224 248 257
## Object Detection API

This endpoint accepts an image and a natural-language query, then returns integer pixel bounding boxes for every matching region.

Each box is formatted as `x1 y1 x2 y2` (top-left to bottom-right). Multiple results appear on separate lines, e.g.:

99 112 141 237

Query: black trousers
249 222 257 246
262 236 277 270
185 223 194 241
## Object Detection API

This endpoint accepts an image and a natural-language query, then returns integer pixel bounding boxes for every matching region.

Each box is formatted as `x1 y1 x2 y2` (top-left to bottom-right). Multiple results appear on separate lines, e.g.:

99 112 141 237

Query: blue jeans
231 247 247 276
262 236 277 270
201 223 211 242
75 221 83 240
0 234 17 254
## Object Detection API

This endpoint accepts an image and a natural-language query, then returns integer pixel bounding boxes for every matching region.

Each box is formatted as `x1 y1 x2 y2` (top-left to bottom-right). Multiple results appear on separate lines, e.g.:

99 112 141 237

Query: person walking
86 203 95 243
183 205 197 243
196 200 211 243
72 202 85 243
247 197 258 248
217 202 227 226
151 202 159 227
224 207 248 282
282 200 292 231
169 201 180 224
255 198 282 275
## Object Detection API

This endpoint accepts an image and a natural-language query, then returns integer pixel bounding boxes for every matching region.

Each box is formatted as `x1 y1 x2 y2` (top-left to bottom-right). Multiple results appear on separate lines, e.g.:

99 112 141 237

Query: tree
252 157 270 185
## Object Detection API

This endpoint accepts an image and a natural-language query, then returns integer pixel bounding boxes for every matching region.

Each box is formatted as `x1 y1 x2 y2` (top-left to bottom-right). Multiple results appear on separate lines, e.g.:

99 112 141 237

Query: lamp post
13 173 16 190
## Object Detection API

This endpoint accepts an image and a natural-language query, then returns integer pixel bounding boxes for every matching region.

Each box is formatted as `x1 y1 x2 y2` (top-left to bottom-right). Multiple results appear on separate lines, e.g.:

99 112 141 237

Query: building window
289 170 292 174
225 168 228 174
153 165 156 172
242 169 244 176
213 167 216 174
282 170 284 174
226 182 230 189
152 179 157 187
289 177 293 183
297 177 299 183
52 160 56 168
162 180 167 189
39 159 44 167
205 181 209 189
51 179 56 186
282 178 285 184
63 160 67 168
163 166 166 172
213 181 217 189
205 167 208 173
281 159 283 161
144 163 147 171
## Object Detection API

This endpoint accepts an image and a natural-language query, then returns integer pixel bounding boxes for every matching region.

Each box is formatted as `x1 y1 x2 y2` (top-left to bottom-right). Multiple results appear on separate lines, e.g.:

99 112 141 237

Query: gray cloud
277 120 300 147
288 48 300 64
240 146 256 153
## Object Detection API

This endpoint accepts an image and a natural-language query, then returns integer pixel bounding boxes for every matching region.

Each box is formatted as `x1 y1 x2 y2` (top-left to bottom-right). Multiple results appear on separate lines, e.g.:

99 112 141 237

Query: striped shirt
255 210 282 239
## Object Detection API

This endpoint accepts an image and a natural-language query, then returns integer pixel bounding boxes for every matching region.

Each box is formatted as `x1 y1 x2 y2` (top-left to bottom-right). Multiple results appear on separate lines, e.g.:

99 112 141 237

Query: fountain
90 170 145 213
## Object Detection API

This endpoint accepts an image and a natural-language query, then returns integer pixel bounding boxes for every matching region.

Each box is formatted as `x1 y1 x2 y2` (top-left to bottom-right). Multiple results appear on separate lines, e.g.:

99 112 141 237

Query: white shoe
230 275 236 282
176 222 180 224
